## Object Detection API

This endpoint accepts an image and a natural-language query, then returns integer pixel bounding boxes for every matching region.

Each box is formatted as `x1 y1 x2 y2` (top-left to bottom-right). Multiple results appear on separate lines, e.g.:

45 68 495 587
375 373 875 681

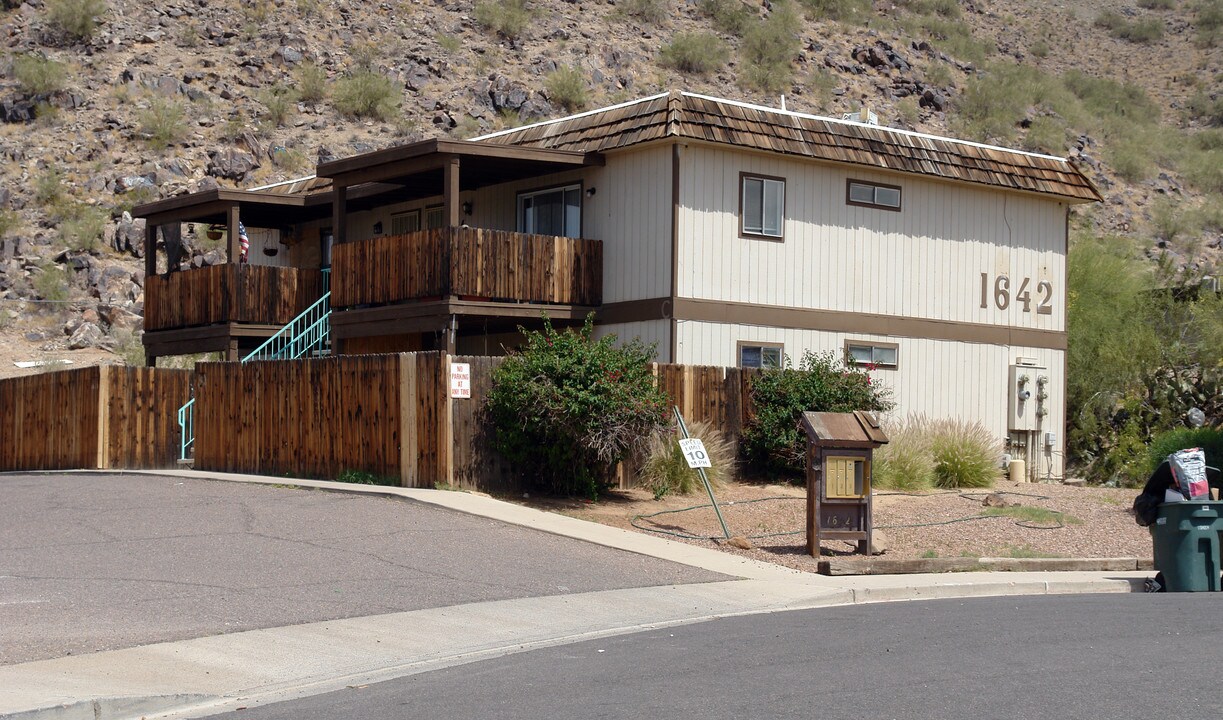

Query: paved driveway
0 473 723 665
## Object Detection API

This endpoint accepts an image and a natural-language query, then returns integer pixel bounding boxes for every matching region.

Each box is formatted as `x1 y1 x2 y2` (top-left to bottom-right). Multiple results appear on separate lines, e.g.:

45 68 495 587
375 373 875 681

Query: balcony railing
330 227 603 309
144 264 328 332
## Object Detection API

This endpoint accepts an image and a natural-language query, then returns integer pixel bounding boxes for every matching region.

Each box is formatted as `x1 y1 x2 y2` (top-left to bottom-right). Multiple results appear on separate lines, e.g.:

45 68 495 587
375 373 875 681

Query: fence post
95 365 110 470
399 353 418 487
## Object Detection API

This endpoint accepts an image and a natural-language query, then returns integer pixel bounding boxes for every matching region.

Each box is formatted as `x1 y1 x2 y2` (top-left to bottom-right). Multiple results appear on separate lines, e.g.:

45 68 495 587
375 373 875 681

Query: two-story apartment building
134 91 1099 480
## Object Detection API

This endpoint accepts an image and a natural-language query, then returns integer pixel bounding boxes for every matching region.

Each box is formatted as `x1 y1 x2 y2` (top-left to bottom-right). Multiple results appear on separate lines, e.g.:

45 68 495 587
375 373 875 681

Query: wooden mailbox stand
801 411 889 557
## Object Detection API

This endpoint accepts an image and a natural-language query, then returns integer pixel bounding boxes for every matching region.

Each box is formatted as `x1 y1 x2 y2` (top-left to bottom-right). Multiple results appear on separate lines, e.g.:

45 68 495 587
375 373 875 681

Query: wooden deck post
332 184 347 245
144 222 157 277
226 338 239 362
226 204 241 264
443 157 460 228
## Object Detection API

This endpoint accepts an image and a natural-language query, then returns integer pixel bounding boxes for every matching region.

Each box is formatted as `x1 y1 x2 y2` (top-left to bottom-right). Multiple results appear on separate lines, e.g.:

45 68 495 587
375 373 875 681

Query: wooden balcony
144 264 327 332
330 227 602 309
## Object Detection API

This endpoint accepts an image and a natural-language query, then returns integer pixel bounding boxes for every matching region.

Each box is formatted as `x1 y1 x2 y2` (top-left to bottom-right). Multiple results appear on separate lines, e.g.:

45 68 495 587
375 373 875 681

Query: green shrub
545 65 587 111
660 32 728 75
1108 137 1154 181
903 0 960 18
741 350 893 478
474 0 531 39
335 468 400 486
873 414 935 491
928 418 1001 489
1143 427 1223 480
34 262 69 302
59 203 107 253
1197 0 1223 45
34 166 64 207
333 69 401 121
259 84 298 127
698 0 754 36
620 0 668 23
1022 115 1067 154
1030 40 1050 58
1138 0 1176 8
45 0 106 42
1179 146 1223 192
436 32 462 54
12 53 68 95
639 420 735 499
487 316 669 498
799 0 870 22
296 62 328 103
1186 91 1223 126
739 0 801 93
1095 11 1164 43
139 97 187 150
0 209 17 238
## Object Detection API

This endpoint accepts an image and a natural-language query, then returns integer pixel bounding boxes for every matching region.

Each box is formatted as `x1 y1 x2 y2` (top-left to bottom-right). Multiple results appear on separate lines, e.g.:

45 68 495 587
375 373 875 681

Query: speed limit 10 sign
678 438 712 468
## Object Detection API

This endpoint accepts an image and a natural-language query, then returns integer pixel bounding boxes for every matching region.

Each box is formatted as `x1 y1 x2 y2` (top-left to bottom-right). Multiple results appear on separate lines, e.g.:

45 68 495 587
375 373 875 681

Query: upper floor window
738 342 783 369
424 206 444 230
390 210 421 236
845 341 898 369
847 180 902 211
518 184 581 237
741 173 785 239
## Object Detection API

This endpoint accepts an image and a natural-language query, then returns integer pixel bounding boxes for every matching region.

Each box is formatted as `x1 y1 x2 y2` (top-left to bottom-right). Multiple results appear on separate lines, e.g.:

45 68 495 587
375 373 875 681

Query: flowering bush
741 350 892 478
487 315 669 498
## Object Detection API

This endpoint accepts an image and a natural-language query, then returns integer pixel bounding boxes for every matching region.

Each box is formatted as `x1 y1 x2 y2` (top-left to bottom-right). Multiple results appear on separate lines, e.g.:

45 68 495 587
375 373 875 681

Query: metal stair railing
177 269 331 460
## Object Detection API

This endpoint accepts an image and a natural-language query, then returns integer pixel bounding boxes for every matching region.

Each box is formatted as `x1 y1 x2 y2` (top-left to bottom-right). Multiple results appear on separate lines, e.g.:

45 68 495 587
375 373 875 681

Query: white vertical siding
676 144 1067 332
594 320 671 362
674 320 1066 478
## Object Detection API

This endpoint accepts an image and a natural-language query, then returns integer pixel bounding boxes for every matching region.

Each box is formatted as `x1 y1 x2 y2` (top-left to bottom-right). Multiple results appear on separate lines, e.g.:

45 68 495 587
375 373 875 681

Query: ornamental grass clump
873 413 935 491
929 418 1002 489
639 420 735 499
487 315 669 498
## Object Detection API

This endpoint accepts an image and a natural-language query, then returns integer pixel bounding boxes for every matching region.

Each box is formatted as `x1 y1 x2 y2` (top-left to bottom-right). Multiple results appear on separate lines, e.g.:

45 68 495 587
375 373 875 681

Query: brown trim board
598 297 1066 350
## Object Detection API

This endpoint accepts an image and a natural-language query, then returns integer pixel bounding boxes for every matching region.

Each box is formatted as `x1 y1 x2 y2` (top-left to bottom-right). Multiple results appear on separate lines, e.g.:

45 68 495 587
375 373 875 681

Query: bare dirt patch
514 480 1151 574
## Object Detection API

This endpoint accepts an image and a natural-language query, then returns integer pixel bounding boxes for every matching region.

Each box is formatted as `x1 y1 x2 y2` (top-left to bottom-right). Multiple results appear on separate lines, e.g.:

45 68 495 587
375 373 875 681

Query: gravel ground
528 480 1153 574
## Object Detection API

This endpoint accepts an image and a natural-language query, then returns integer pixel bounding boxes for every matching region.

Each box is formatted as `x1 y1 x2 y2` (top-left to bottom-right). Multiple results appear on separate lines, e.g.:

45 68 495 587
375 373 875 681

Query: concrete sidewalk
0 471 1147 720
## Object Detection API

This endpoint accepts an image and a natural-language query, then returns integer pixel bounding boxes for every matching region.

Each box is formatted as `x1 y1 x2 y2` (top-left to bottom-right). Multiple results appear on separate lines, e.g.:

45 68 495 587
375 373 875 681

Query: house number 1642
979 273 1053 315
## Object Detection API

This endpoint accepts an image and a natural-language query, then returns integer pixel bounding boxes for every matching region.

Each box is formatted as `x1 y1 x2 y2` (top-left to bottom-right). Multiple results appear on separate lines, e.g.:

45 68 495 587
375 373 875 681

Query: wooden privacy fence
0 366 193 470
190 353 757 491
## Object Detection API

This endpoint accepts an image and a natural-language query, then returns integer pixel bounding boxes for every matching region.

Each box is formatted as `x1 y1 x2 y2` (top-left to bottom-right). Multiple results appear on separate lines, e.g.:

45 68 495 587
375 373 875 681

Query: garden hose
629 491 1068 541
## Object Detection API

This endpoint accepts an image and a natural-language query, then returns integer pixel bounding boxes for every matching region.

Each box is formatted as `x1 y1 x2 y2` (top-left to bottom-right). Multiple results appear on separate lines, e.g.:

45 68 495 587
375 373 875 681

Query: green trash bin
1150 501 1223 592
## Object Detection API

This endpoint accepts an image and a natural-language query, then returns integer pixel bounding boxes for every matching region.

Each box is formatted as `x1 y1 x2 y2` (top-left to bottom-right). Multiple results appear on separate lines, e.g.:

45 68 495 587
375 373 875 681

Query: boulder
206 147 259 180
870 530 890 556
67 322 104 349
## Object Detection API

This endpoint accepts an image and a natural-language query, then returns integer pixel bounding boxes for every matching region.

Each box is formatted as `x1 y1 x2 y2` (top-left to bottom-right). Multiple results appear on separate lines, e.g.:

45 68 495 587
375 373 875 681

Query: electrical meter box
801 411 889 557
1008 360 1047 431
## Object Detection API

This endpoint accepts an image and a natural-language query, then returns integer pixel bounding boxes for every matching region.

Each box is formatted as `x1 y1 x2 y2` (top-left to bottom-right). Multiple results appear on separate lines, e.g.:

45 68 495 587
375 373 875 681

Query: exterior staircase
177 270 331 463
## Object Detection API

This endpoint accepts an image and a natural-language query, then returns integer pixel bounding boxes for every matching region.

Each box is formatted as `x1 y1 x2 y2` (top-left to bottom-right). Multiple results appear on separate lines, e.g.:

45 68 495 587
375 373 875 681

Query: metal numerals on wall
979 273 1053 315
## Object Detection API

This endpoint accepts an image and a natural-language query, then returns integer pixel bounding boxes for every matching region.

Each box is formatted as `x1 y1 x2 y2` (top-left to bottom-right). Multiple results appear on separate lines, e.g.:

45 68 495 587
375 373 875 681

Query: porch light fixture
373 221 383 235
462 201 473 215
585 187 596 197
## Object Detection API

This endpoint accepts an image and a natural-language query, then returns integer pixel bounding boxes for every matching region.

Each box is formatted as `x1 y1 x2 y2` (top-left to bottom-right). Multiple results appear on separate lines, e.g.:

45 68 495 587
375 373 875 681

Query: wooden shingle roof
477 92 1100 203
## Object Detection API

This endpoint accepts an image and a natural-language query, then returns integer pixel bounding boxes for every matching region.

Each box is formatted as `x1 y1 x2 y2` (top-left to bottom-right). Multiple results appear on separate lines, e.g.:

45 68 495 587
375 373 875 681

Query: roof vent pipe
779 95 787 111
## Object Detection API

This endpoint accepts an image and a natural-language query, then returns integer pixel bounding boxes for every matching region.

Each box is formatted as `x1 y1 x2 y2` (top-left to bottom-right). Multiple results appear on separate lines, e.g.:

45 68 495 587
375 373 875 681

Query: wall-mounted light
585 187 596 197
461 201 473 215
373 221 384 235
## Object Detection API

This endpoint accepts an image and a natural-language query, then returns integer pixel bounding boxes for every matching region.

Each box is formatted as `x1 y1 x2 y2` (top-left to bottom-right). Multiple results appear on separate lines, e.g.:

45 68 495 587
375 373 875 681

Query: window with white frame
390 210 421 236
846 180 902 210
845 341 898 369
740 174 785 238
517 184 581 237
738 342 783 369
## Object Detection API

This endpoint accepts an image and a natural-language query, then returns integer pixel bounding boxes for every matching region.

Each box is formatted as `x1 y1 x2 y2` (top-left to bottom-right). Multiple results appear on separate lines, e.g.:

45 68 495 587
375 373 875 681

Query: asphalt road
203 593 1223 719
0 473 724 665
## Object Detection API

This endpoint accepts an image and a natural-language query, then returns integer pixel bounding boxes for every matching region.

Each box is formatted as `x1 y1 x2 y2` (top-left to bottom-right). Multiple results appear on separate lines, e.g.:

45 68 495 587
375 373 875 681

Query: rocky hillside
0 0 1220 376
